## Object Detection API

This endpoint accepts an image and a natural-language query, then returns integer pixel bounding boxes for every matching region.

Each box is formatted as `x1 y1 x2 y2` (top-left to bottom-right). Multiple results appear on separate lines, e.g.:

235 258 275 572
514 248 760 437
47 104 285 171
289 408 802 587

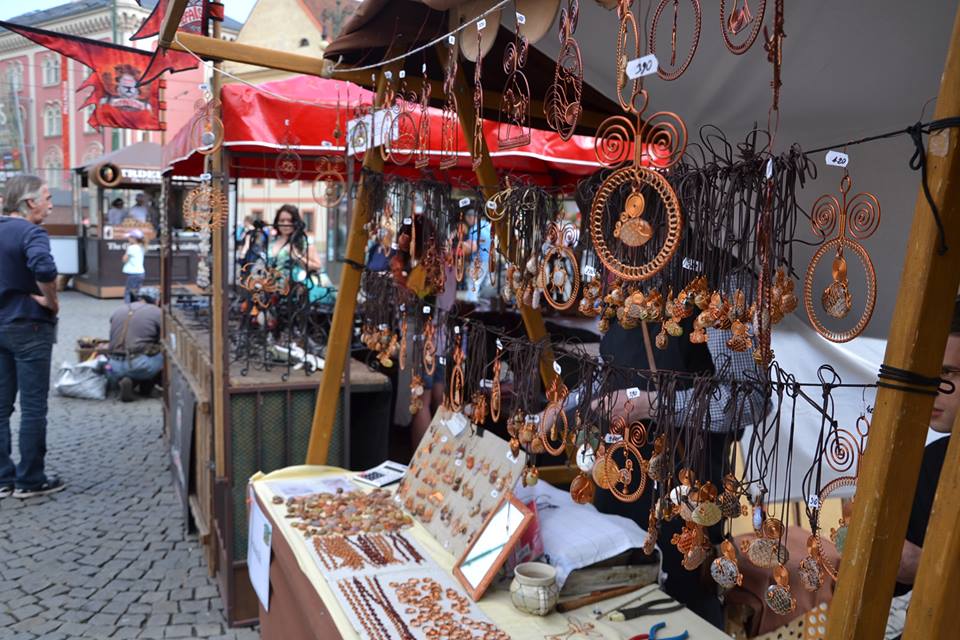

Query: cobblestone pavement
0 293 258 640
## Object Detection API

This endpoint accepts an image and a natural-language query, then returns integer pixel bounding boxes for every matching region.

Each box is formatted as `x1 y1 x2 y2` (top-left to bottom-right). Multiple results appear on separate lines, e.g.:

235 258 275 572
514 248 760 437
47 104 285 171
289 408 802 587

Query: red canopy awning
163 74 601 185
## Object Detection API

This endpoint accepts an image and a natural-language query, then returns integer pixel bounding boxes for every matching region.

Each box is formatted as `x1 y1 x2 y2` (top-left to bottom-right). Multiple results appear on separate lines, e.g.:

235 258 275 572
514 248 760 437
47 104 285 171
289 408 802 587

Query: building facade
0 0 241 223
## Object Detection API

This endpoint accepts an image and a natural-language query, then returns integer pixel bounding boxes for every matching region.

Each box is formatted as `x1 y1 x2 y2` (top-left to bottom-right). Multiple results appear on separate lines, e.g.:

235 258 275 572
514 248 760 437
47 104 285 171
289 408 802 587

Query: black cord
877 363 955 397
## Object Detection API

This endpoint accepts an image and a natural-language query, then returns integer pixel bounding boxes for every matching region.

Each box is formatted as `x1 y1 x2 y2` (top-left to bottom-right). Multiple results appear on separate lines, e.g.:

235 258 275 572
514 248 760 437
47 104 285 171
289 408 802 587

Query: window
43 147 63 189
6 62 22 92
83 105 97 134
42 55 60 86
43 103 61 137
303 209 315 233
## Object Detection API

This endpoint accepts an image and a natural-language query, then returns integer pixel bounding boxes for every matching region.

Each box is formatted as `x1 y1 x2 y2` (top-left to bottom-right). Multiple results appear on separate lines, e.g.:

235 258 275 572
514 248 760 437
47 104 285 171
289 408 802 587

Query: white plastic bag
55 359 107 400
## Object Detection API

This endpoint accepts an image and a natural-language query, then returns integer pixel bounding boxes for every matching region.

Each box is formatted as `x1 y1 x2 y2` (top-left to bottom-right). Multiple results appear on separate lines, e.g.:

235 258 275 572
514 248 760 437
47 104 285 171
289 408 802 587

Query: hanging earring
711 539 743 588
489 341 502 422
765 564 798 615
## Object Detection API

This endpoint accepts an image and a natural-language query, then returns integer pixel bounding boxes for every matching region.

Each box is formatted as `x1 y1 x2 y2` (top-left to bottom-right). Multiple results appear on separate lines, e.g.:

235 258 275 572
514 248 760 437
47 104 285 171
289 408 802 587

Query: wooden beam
169 32 328 76
826 4 960 637
166 34 612 130
304 59 401 466
209 19 228 478
442 43 558 387
902 414 960 636
159 0 189 48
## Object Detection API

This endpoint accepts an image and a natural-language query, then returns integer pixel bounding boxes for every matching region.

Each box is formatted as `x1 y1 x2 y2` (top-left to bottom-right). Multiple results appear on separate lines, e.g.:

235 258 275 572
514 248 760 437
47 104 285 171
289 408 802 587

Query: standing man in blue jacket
0 174 65 499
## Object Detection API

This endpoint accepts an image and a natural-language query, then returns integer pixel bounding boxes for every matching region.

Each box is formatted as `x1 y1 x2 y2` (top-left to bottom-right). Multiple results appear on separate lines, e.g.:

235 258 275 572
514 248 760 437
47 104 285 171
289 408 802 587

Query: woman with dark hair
266 204 329 303
107 198 127 225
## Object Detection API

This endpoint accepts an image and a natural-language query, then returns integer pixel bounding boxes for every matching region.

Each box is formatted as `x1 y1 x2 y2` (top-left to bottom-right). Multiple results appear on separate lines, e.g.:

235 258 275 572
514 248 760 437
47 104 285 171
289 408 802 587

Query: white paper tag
422 63 427 74
626 54 659 79
583 265 596 278
448 35 456 45
438 356 447 365
246 490 272 611
552 361 562 374
399 70 406 79
321 140 333 148
354 327 360 335
682 257 703 272
496 338 504 350
626 387 641 399
447 413 470 438
807 495 822 510
506 451 520 464
825 150 849 168
394 493 402 503
423 305 431 314
486 200 497 210
403 217 412 224
384 71 393 80
491 489 499 498
516 12 526 24
480 379 494 388
526 414 541 424
766 158 774 179
604 433 624 444
399 304 405 312
459 197 471 208
477 18 487 30
454 458 463 467
391 242 398 250
454 326 460 335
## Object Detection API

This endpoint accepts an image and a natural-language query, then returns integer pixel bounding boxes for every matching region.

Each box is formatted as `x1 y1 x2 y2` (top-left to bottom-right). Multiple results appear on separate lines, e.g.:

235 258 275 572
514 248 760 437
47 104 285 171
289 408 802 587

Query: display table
250 466 728 640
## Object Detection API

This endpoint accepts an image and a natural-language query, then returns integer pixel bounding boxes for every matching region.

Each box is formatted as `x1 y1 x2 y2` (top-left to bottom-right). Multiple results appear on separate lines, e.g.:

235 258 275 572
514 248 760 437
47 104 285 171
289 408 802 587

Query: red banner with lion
0 21 163 131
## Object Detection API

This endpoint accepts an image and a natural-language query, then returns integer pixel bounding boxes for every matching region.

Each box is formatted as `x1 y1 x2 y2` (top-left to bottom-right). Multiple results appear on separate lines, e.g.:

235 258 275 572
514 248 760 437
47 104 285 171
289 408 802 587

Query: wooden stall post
438 43 557 387
903 413 960 636
305 62 400 466
826 6 960 638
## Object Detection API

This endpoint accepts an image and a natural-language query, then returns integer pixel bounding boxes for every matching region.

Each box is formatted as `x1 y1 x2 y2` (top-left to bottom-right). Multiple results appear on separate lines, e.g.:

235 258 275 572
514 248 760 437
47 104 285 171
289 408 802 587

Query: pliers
628 621 689 640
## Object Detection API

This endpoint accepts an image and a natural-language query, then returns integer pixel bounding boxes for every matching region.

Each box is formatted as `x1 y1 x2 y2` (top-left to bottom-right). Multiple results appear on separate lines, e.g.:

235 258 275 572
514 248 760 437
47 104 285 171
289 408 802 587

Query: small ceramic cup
510 562 560 616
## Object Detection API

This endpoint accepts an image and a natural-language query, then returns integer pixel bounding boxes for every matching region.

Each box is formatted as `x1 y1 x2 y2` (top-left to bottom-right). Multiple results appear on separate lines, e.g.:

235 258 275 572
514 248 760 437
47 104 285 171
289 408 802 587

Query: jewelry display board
398 407 527 558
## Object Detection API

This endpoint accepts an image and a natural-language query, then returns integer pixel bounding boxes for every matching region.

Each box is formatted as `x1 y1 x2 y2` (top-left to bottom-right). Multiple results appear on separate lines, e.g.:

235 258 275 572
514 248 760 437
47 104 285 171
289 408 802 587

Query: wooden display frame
453 492 532 601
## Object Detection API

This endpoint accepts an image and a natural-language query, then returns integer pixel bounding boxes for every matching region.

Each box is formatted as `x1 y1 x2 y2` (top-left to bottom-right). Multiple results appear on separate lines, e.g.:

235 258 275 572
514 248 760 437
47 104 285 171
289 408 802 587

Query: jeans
0 321 56 490
124 273 145 303
106 353 163 384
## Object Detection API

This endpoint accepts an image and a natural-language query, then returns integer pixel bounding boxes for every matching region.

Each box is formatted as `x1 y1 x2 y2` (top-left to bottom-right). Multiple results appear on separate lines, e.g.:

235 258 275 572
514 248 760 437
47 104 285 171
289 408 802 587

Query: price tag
486 200 497 210
807 495 822 510
604 433 624 444
526 414 541 424
454 458 463 467
423 305 431 314
454 326 460 335
583 265 596 278
516 12 526 24
825 150 849 167
200 172 212 181
391 242 399 250
438 356 447 365
480 379 494 388
399 70 406 79
626 387 641 399
477 18 487 30
506 450 520 464
448 35 456 45
496 338 504 350
491 489 499 498
394 494 402 503
459 197 471 208
626 54 659 79
401 218 412 226
354 327 360 335
399 304 406 312
552 361 562 374
766 158 774 179
384 71 392 80
379 323 388 330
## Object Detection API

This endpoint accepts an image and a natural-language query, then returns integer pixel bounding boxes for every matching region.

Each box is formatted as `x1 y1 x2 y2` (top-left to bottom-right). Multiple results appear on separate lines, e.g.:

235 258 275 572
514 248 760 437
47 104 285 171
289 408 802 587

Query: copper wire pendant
803 174 880 342
497 18 531 149
544 0 583 140
649 0 701 81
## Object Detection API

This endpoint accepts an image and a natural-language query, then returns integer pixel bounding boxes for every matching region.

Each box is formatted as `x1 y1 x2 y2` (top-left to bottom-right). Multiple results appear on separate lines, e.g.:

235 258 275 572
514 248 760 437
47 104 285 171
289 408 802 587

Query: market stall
151 0 960 638
74 141 203 298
